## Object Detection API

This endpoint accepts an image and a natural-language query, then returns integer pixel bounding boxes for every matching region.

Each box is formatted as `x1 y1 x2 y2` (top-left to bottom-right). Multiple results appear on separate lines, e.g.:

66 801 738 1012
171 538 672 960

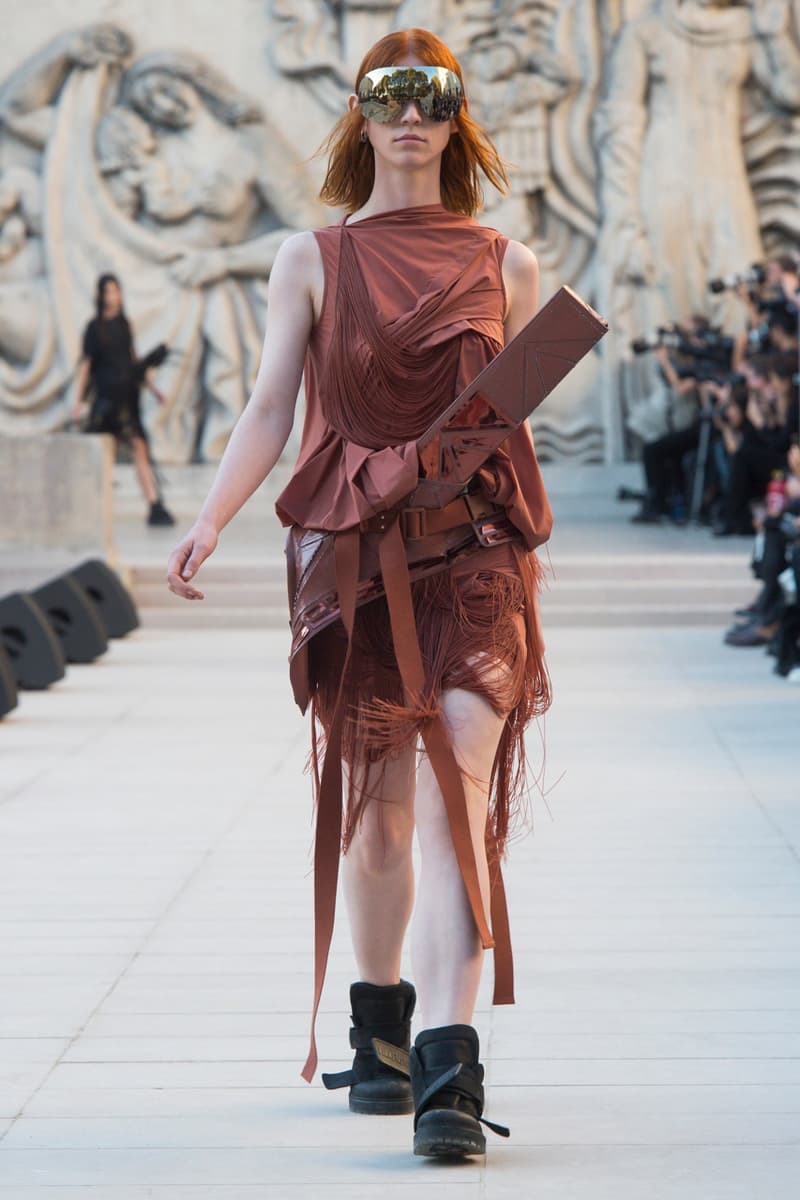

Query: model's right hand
166 521 218 600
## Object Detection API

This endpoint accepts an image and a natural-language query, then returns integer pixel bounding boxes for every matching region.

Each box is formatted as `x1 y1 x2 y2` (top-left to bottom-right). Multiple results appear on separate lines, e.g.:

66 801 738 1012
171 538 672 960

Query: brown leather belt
358 492 515 545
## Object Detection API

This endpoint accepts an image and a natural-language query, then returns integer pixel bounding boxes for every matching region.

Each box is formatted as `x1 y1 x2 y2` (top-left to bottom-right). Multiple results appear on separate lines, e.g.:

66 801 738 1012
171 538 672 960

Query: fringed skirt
307 536 551 860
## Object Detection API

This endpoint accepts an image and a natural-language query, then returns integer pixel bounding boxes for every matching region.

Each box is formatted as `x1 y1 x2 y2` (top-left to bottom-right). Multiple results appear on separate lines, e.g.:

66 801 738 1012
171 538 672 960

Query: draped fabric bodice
275 203 553 549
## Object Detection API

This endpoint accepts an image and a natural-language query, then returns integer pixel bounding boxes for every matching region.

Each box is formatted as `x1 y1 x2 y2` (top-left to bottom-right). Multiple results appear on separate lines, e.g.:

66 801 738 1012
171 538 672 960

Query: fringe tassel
307 542 551 862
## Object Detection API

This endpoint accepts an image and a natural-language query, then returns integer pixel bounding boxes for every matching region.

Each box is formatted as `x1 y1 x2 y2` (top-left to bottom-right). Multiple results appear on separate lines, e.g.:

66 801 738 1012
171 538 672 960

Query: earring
360 126 368 143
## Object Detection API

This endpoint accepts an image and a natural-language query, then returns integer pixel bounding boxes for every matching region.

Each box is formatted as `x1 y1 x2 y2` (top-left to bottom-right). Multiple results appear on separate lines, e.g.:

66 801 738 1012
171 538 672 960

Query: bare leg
412 686 508 1029
131 436 158 505
341 745 416 984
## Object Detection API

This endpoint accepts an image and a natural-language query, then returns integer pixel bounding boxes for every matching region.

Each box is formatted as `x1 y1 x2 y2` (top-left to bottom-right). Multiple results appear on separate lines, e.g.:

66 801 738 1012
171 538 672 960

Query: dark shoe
724 621 771 647
322 980 415 1115
398 1024 509 1158
147 499 175 527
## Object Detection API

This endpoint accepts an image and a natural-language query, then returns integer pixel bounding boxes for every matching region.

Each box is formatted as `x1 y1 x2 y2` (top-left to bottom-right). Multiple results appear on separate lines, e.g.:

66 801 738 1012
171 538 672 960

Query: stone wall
0 432 115 555
1 1 799 463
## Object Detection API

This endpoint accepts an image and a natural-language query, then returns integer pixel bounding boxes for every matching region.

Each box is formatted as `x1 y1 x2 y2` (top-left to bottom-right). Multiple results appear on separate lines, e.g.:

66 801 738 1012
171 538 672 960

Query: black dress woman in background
73 273 174 527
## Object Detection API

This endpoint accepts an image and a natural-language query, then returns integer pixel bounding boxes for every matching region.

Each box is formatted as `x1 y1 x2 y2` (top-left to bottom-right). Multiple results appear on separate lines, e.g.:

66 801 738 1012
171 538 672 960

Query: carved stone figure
0 28 131 436
594 0 800 458
454 0 605 458
0 24 324 461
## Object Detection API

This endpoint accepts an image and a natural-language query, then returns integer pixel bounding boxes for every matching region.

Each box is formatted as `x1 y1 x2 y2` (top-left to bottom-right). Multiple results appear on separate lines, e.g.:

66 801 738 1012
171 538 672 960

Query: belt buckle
473 516 508 547
400 508 426 539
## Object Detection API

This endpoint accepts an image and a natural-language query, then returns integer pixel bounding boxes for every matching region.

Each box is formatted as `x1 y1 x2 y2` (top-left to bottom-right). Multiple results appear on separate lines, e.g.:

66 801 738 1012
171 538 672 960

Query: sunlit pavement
0 470 797 1198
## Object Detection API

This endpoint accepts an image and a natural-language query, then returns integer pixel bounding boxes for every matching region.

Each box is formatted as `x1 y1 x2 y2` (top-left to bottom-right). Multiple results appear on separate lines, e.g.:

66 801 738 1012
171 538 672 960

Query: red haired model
168 28 553 1161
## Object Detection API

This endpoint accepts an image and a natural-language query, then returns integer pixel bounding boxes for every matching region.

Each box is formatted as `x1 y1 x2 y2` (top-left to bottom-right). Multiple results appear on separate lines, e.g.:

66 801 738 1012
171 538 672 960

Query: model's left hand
170 248 228 288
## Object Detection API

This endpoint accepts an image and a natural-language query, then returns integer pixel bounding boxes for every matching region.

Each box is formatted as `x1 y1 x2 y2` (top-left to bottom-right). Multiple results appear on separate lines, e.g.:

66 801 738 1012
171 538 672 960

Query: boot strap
321 1068 355 1090
372 1038 510 1138
322 1033 410 1089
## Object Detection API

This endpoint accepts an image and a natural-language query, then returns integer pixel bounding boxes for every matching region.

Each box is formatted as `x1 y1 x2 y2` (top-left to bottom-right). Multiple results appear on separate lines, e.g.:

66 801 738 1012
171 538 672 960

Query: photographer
629 317 730 524
724 256 798 370
768 254 800 311
715 354 798 536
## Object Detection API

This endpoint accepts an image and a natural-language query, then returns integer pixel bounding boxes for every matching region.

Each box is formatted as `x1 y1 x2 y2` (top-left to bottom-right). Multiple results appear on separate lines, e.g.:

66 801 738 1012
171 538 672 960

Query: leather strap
301 527 359 1083
358 491 500 541
301 511 515 1082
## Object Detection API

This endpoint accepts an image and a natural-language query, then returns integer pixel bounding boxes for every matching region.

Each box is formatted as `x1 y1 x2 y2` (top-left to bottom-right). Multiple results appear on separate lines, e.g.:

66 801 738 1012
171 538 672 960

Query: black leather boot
407 1024 509 1157
321 980 416 1114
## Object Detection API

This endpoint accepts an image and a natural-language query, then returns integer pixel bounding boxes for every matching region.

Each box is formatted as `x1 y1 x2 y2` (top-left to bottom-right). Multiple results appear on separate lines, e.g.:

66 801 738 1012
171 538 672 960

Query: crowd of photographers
625 255 800 679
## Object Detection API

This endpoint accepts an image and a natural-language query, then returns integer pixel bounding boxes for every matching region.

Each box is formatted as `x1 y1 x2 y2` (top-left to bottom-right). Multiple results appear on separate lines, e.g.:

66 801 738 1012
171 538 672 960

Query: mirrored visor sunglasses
357 65 464 123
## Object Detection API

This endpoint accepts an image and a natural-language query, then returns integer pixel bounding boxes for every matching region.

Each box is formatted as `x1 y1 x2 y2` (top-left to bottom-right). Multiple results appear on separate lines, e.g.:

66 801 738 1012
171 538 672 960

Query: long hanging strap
301 516 515 1083
301 527 359 1084
376 516 505 964
487 830 514 1004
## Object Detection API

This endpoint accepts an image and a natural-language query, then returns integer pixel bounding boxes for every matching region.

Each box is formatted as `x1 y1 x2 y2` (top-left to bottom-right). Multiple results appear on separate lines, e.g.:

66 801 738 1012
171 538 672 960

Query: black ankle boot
321 980 415 1114
407 1024 509 1157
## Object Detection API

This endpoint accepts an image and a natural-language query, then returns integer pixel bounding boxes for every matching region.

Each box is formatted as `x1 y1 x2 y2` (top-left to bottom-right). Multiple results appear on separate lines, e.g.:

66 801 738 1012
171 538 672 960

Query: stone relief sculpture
594 0 800 459
0 24 325 461
452 0 605 458
2 4 799 461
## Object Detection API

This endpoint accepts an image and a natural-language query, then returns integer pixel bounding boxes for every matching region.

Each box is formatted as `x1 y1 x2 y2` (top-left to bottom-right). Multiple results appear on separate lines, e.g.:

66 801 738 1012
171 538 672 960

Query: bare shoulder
271 230 321 281
269 230 326 320
501 239 540 329
502 239 539 289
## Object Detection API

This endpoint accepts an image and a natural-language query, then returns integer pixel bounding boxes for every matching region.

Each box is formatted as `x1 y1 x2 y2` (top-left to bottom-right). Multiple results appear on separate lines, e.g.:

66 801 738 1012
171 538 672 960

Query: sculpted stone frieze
1 3 798 462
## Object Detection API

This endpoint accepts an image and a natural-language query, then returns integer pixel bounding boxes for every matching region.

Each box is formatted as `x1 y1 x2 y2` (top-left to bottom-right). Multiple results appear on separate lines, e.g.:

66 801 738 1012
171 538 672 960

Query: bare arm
166 232 318 599
502 239 541 453
502 238 539 340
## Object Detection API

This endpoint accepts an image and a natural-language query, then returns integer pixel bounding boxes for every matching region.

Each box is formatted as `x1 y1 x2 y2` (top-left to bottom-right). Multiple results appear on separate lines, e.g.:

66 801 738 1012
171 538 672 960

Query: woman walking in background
167 28 553 1160
73 272 174 527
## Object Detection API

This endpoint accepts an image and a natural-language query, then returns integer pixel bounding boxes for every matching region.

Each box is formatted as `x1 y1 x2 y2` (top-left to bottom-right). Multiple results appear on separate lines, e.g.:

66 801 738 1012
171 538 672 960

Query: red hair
317 28 509 216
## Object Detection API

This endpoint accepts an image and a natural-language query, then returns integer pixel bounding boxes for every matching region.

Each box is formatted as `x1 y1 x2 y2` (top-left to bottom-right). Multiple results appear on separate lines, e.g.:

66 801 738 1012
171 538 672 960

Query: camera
708 263 766 293
631 324 734 383
630 328 681 356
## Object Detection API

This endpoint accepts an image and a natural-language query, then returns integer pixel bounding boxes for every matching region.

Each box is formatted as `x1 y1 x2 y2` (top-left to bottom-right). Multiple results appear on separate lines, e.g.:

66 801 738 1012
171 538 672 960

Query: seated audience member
725 442 800 648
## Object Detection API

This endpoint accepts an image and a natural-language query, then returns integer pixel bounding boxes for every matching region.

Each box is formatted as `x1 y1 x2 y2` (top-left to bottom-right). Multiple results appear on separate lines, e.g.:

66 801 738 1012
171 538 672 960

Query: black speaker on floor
0 644 18 716
0 593 66 688
69 559 139 638
31 576 108 664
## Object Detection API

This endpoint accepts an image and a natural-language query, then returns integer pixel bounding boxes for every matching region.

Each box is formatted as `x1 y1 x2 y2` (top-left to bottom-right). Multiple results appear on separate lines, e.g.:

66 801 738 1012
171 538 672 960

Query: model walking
74 273 174 527
167 28 553 1159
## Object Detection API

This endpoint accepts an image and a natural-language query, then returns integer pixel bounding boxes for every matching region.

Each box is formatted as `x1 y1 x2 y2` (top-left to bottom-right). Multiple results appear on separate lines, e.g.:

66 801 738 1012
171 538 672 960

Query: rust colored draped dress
274 203 553 1081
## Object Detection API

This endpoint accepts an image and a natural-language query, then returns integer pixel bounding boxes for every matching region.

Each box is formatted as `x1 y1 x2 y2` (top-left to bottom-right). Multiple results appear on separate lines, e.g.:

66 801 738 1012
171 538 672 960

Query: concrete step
136 601 744 630
132 578 749 610
128 552 748 580
129 552 754 628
